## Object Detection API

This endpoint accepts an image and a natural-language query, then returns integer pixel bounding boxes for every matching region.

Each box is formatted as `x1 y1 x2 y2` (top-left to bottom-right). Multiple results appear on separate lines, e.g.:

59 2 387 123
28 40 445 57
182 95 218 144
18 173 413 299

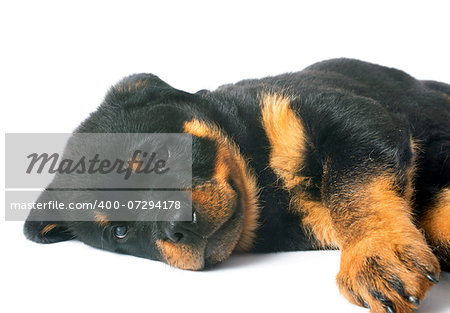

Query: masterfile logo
4 133 193 222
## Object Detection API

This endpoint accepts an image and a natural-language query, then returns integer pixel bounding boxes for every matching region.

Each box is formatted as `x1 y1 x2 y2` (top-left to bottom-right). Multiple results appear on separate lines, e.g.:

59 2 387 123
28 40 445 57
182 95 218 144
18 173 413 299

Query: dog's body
25 59 450 313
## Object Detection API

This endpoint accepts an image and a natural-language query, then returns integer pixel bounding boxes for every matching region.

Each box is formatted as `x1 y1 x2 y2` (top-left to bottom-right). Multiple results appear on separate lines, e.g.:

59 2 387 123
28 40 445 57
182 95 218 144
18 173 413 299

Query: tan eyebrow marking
94 212 109 226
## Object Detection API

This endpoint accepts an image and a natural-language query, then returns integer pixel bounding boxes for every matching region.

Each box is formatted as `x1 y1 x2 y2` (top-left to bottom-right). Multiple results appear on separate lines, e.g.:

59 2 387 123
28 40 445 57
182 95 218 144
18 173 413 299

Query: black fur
24 58 450 264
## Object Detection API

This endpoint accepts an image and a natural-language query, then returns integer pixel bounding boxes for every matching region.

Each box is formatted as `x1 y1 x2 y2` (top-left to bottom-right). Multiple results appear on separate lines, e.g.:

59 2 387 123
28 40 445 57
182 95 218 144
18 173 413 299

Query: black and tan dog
24 59 449 313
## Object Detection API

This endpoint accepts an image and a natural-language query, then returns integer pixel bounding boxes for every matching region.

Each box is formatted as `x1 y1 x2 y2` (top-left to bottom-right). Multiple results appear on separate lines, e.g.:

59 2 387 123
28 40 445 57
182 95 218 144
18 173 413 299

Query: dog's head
24 74 259 270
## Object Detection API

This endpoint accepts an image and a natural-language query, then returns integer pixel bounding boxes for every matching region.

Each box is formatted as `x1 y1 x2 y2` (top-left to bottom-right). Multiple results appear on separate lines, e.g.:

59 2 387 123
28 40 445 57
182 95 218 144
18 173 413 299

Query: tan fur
115 79 146 93
261 93 339 247
338 234 437 313
94 212 109 226
291 175 419 250
133 80 146 90
338 175 413 245
191 179 237 225
420 188 450 246
335 176 440 313
261 92 309 189
40 224 58 236
128 157 142 173
183 119 260 252
323 174 430 252
156 240 204 270
290 192 339 248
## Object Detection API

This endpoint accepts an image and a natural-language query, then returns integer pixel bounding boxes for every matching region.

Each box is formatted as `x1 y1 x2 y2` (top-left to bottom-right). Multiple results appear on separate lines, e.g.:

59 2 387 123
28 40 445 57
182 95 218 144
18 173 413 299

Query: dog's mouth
156 198 244 271
204 204 244 265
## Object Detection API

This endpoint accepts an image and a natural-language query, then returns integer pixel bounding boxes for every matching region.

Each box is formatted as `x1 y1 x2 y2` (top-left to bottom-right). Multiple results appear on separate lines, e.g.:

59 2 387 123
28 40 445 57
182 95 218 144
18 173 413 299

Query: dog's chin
156 238 236 271
204 208 243 267
157 208 244 271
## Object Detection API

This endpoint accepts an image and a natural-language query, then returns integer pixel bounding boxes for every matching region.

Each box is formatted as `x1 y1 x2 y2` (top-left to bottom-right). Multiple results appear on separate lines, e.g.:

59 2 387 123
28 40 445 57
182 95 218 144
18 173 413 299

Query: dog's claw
426 274 439 283
408 296 420 306
386 305 396 313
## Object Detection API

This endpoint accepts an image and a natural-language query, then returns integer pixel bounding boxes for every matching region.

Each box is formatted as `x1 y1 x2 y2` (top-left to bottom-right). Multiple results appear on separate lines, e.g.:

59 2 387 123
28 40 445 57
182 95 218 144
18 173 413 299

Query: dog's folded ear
114 73 174 91
23 190 74 244
23 220 72 244
103 73 195 108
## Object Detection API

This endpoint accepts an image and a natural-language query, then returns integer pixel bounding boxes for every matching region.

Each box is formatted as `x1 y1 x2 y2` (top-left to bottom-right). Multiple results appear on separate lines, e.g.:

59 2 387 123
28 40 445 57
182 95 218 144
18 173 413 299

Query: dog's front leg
260 92 441 313
297 172 440 313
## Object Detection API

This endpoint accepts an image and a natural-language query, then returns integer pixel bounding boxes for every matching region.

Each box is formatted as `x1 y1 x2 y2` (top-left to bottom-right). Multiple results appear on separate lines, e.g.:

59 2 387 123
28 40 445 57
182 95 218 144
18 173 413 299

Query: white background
1 1 449 312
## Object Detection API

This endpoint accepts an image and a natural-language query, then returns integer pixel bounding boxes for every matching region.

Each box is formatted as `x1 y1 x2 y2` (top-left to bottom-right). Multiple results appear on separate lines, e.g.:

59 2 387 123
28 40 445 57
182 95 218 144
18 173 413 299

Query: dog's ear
23 190 73 244
103 73 194 108
23 220 72 244
115 73 174 90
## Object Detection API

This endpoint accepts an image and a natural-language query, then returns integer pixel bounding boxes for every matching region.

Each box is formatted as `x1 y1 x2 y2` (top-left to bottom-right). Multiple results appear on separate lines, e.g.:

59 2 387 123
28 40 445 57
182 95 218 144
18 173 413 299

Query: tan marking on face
40 224 58 236
156 240 204 270
206 234 241 265
94 212 109 226
192 180 237 225
260 92 309 189
184 119 260 252
128 156 142 173
420 188 450 245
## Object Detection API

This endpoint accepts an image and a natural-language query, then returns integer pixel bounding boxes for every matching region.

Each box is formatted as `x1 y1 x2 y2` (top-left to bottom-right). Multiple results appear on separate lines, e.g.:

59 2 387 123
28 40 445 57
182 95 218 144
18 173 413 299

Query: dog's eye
113 225 128 239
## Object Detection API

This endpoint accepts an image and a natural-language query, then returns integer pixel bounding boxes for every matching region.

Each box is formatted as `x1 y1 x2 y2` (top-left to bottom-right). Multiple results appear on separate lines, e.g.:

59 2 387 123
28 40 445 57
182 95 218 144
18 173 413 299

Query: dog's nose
163 211 199 243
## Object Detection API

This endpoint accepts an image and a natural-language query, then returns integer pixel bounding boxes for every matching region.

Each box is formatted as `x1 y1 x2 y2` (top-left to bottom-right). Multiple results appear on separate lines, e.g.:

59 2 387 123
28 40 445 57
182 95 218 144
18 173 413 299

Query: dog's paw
337 235 440 313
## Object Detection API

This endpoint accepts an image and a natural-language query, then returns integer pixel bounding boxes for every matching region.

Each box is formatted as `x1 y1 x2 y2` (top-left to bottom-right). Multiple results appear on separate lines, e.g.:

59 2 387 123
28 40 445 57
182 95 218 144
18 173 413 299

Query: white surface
1 221 450 313
1 1 450 312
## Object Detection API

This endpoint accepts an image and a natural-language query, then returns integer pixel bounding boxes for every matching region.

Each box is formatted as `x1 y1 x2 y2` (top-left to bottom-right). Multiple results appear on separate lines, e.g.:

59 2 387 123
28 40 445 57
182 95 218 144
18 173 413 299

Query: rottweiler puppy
24 59 450 313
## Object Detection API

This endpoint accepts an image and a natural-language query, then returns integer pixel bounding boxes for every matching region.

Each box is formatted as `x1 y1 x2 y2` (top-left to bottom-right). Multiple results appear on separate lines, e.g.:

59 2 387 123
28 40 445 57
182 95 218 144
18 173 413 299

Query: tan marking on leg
338 235 437 313
290 176 412 249
260 92 309 189
40 224 58 236
289 158 338 248
291 194 340 248
420 188 450 245
335 176 440 312
341 175 419 244
184 119 260 252
332 175 416 247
